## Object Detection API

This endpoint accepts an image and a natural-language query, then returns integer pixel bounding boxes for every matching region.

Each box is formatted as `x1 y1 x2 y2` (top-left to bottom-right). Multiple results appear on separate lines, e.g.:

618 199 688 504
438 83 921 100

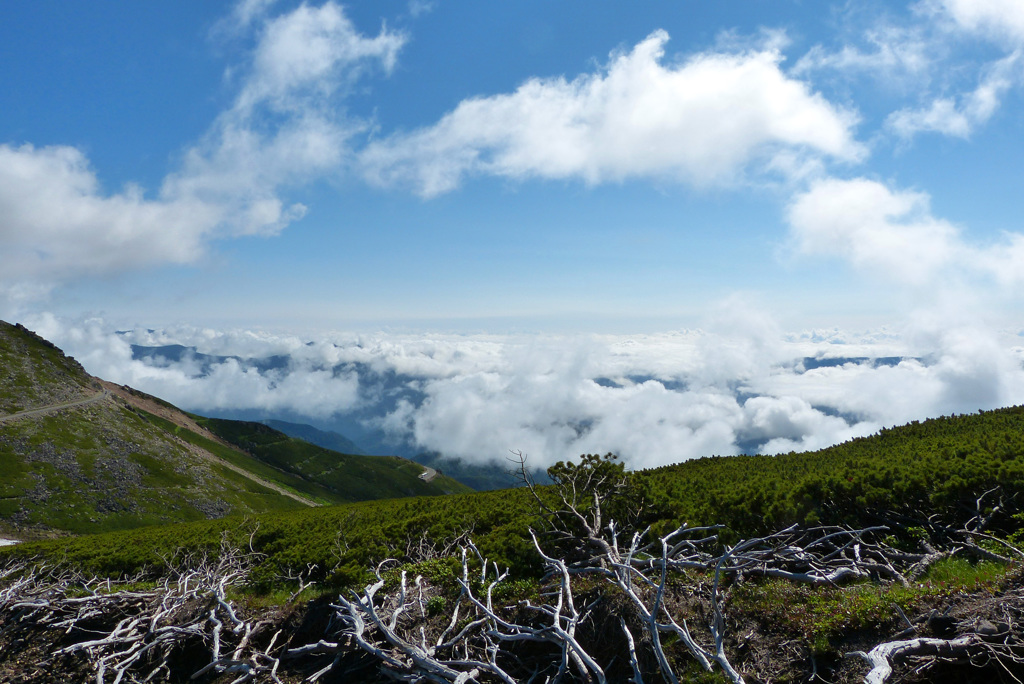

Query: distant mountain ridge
262 419 367 455
130 343 291 374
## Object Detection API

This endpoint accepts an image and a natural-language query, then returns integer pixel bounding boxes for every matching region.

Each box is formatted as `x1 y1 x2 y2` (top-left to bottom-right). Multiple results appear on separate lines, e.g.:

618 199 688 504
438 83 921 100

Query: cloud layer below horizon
26 313 1024 470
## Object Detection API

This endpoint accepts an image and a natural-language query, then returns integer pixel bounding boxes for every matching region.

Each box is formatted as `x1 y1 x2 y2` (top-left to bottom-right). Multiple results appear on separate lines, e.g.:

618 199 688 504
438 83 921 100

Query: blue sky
3 2 1024 466
3 0 1022 332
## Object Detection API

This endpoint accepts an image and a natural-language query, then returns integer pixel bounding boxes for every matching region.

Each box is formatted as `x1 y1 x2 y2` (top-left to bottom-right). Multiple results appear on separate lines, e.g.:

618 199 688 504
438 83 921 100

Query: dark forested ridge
261 418 367 455
195 416 472 501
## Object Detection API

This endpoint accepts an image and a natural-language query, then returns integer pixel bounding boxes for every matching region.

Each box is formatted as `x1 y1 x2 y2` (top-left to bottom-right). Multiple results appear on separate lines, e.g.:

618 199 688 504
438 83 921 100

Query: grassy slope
11 404 1024 585
0 321 311 536
636 405 1024 538
136 412 343 506
0 320 467 538
194 417 473 501
262 419 366 455
0 322 96 414
0 399 306 536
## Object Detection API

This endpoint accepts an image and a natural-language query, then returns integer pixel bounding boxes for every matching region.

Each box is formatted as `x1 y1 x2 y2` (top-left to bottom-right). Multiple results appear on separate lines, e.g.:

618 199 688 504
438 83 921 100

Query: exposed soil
99 382 226 445
100 381 319 508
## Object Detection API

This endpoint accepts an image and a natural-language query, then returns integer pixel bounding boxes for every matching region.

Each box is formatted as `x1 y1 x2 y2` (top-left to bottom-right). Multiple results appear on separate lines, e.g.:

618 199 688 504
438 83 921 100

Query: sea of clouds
23 311 1024 471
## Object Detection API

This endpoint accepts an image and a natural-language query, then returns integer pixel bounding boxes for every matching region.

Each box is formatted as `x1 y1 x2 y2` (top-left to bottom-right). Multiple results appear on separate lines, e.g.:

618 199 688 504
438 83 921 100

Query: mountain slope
0 399 313 536
263 419 526 491
261 419 367 455
7 359 1024 683
16 403 1024 581
0 321 469 539
0 322 98 414
197 417 472 501
8 406 1024 684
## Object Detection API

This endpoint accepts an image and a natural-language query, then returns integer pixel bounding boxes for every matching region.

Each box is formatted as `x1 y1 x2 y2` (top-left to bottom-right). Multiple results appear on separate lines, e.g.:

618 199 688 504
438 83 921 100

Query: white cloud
749 327 1024 432
794 25 934 81
0 144 220 289
980 232 1024 288
787 177 962 286
407 1 435 19
793 5 1024 141
934 0 1024 43
886 51 1020 138
161 1 406 237
887 97 972 138
0 1 404 300
745 394 875 455
28 315 362 418
226 0 278 33
27 311 1024 472
361 30 863 196
234 2 403 114
787 176 1024 291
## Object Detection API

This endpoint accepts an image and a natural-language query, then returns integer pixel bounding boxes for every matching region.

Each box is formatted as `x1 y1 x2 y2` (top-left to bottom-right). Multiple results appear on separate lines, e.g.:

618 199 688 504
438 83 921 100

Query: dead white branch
0 545 284 684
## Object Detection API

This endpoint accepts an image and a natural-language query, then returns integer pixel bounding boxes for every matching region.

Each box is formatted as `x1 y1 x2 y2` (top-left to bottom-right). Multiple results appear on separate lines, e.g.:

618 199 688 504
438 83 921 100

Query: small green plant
921 557 1007 590
425 595 446 615
489 577 537 604
730 557 1015 655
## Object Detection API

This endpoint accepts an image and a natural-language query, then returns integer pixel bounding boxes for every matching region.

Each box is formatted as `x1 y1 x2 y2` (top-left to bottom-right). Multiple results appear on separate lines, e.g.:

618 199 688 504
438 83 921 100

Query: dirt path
98 383 320 508
173 437 320 507
0 390 109 424
100 381 222 441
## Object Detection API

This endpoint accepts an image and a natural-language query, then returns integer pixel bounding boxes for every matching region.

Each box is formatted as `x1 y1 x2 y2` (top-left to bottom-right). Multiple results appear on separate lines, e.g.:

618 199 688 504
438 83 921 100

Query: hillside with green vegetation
0 321 97 414
0 321 469 540
0 398 310 537
0 321 311 537
10 404 1024 580
195 417 472 501
6 322 1024 683
6 405 1024 682
264 418 532 492
262 418 367 455
633 406 1024 538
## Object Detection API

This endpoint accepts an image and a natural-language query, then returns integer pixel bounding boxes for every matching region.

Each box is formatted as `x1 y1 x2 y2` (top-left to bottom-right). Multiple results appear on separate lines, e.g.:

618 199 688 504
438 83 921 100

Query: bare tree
307 456 1024 684
4 457 1024 683
0 538 286 683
